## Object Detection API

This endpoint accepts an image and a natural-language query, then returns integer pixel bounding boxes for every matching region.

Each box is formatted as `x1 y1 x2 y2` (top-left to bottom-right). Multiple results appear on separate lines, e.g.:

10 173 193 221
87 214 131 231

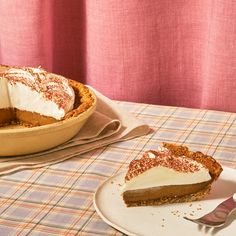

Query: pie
0 65 95 127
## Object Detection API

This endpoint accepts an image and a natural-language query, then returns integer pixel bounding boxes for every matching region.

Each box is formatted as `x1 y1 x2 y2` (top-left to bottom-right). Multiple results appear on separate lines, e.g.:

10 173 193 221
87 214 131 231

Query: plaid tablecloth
0 102 236 235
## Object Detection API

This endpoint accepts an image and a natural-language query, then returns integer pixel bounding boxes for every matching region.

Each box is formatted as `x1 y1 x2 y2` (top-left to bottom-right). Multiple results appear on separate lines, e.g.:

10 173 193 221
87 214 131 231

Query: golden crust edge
64 79 95 119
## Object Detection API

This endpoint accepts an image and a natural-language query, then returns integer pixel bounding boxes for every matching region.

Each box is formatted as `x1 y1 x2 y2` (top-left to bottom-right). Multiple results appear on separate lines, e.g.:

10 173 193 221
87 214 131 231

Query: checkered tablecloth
0 102 235 235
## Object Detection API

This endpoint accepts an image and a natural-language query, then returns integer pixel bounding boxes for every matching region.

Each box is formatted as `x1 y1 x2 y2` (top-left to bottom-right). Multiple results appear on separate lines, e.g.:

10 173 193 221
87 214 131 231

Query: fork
184 193 236 227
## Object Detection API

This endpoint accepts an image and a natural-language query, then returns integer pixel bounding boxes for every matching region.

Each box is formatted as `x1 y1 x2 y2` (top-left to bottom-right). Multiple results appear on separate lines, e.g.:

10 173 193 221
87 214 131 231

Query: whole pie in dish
121 143 223 207
0 65 95 127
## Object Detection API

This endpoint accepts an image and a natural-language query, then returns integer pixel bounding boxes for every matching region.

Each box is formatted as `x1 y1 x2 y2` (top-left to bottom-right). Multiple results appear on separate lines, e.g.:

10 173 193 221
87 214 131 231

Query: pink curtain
1 0 236 112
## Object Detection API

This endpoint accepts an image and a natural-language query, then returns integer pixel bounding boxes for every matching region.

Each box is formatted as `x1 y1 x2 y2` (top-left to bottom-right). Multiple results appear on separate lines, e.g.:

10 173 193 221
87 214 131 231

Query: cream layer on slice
121 165 211 193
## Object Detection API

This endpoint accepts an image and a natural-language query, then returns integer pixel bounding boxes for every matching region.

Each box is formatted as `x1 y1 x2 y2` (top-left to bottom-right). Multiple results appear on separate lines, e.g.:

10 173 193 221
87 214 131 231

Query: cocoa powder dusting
125 150 202 181
0 67 73 109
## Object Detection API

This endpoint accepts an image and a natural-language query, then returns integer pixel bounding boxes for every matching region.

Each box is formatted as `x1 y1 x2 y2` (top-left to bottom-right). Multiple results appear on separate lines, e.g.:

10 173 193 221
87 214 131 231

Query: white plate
94 166 236 236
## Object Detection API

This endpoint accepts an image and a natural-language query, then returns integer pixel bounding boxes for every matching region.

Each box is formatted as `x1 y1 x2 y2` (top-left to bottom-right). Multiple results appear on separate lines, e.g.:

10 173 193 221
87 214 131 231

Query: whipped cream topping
121 165 211 192
122 150 211 193
0 66 75 119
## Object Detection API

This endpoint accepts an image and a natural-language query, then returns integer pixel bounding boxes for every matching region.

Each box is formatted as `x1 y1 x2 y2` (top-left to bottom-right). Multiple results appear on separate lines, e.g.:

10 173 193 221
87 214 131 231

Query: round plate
94 167 236 236
0 89 96 156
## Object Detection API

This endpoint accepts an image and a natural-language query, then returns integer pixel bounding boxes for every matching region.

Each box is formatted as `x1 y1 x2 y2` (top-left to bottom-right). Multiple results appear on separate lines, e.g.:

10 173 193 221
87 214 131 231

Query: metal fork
184 193 236 227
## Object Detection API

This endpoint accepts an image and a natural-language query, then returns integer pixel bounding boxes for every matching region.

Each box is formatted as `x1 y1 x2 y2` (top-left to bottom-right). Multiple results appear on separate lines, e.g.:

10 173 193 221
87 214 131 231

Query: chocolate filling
123 180 212 204
0 108 57 127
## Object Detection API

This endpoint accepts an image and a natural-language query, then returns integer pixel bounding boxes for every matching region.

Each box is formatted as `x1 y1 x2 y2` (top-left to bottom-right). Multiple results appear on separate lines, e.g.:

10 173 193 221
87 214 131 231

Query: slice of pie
122 143 222 207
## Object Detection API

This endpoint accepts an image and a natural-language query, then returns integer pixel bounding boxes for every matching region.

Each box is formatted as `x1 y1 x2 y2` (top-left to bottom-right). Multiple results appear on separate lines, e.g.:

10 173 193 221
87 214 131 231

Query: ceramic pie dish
0 86 96 156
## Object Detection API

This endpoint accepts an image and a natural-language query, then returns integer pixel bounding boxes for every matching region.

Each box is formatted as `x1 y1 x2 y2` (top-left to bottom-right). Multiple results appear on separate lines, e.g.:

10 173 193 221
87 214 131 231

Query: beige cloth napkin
0 87 150 175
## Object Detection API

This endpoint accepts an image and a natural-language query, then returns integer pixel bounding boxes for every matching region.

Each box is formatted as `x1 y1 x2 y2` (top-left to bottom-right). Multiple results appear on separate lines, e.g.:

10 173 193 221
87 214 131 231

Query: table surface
0 101 236 236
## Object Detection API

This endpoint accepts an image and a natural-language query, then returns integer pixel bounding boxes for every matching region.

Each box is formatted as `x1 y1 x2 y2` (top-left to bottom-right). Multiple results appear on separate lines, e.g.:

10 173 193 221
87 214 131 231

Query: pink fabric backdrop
1 0 236 112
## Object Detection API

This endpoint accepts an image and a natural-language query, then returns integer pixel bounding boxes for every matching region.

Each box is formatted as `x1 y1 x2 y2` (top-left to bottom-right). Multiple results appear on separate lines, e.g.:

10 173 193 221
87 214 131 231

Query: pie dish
0 65 96 156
